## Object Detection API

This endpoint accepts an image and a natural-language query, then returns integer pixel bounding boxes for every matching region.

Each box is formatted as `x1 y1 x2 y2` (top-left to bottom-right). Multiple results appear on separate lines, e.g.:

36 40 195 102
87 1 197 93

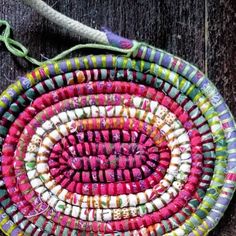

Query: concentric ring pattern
0 43 236 236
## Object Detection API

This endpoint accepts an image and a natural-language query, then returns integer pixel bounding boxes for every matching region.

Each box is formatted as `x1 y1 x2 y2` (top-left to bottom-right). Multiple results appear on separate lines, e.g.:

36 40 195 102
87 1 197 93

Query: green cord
0 20 29 57
0 19 141 66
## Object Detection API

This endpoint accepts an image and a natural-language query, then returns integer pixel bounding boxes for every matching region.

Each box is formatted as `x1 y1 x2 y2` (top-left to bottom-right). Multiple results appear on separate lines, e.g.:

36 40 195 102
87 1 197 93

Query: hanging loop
0 19 141 67
0 1 140 66
0 20 29 58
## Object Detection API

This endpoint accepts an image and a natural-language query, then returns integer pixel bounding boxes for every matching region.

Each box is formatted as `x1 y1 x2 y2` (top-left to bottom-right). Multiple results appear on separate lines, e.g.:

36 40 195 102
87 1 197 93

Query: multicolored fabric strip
0 42 236 236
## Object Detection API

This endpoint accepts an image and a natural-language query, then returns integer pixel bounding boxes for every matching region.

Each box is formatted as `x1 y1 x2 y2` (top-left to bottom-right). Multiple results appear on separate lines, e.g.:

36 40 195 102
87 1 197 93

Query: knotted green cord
0 20 29 57
0 20 141 66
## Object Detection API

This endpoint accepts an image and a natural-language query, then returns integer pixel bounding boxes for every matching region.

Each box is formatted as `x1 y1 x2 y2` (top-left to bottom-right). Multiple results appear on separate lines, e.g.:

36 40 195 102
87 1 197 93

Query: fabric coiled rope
0 1 235 236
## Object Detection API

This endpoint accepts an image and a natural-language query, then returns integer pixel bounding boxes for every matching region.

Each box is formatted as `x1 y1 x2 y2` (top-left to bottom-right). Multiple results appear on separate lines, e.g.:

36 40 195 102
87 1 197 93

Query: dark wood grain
0 0 235 235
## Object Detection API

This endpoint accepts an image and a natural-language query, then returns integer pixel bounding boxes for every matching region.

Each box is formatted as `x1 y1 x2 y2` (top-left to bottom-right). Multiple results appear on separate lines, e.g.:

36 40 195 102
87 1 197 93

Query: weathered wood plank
206 0 236 117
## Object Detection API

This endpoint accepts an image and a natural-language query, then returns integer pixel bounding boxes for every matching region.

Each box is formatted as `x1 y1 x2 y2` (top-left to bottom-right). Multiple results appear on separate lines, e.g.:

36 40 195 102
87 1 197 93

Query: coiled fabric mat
0 1 236 236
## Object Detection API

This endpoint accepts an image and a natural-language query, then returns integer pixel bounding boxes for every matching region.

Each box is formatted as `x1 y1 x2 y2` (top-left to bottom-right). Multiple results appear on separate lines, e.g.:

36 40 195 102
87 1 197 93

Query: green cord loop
0 19 142 67
0 20 29 58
